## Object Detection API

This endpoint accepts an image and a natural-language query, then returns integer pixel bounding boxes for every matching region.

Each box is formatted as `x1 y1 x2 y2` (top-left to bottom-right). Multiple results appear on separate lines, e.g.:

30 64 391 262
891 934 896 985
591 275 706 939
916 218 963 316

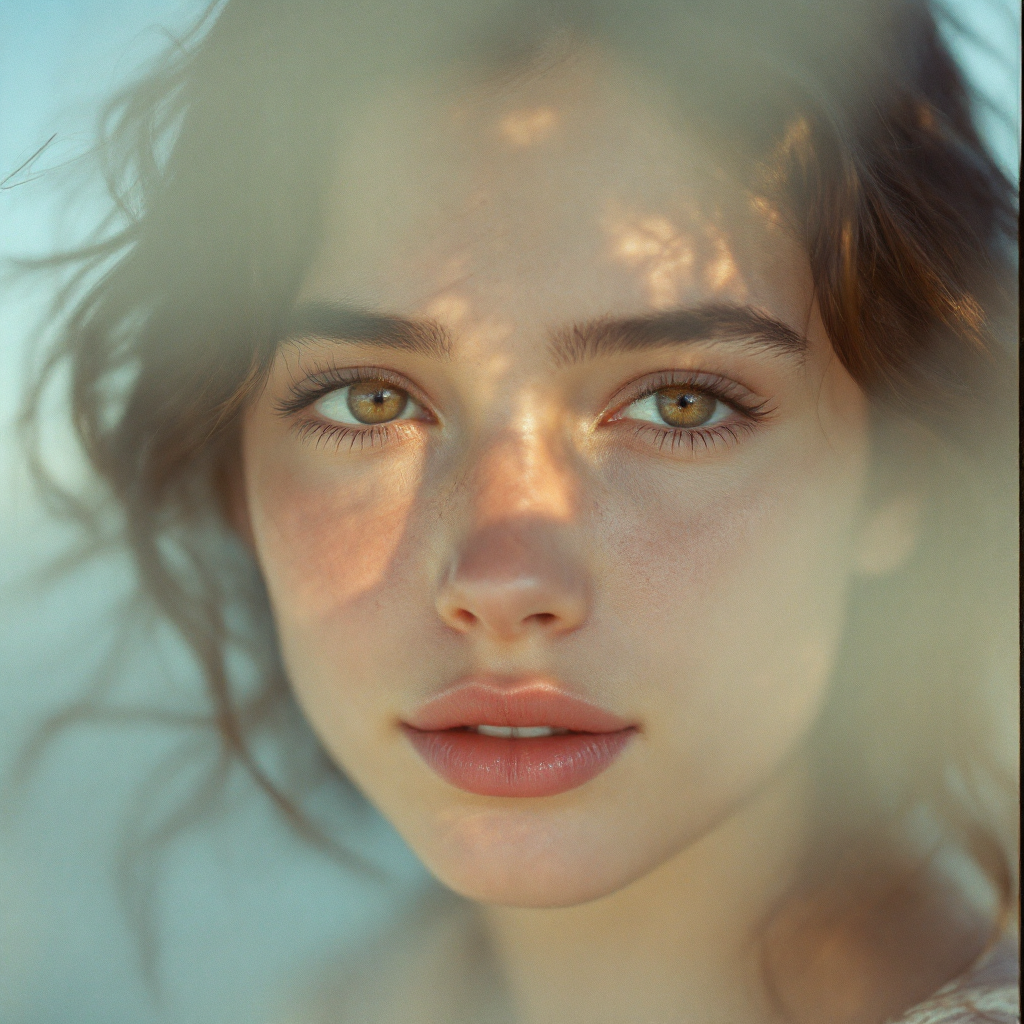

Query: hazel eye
623 385 729 429
314 380 417 425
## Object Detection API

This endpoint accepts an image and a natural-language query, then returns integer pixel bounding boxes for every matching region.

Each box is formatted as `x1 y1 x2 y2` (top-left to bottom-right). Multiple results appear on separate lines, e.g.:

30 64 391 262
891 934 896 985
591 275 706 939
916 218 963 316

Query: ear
852 492 922 577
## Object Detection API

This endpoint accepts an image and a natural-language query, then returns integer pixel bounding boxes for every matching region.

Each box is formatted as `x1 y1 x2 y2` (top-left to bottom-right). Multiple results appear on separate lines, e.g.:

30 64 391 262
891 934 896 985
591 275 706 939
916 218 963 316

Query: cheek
597 425 868 778
252 466 412 615
242 429 432 701
604 430 866 615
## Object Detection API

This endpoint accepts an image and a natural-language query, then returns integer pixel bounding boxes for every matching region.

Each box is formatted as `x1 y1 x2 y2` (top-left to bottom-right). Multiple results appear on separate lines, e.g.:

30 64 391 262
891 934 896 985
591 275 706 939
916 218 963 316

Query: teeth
474 725 567 738
476 725 515 738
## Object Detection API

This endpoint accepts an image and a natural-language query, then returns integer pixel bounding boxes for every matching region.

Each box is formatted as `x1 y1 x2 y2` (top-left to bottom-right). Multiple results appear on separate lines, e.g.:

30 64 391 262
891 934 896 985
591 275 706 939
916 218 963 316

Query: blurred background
0 1 1018 1022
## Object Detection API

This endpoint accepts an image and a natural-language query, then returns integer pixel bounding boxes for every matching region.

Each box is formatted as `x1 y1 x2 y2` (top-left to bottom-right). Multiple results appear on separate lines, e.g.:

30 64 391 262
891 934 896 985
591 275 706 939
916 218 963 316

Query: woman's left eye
314 380 422 425
621 386 730 429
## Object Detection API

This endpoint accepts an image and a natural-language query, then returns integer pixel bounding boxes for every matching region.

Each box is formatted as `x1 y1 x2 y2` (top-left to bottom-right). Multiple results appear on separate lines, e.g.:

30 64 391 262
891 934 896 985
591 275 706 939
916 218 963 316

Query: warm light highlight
498 106 560 147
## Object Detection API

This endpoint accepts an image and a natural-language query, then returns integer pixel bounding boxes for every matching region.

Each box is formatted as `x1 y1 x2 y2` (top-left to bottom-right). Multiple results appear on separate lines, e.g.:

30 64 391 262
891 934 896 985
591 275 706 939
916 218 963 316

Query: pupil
347 381 407 423
655 387 716 428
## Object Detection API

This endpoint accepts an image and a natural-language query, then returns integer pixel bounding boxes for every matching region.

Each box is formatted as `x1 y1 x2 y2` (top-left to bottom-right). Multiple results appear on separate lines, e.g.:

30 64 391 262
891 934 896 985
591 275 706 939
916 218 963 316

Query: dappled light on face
702 227 741 292
753 114 813 199
417 289 518 404
605 214 696 309
780 116 812 156
603 206 748 308
422 291 473 329
469 396 578 527
497 106 561 148
452 314 518 403
510 396 576 523
750 194 786 230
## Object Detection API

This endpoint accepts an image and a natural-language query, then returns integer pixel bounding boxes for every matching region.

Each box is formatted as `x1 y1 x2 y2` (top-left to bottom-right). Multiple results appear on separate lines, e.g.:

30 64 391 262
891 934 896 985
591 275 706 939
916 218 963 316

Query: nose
435 519 590 641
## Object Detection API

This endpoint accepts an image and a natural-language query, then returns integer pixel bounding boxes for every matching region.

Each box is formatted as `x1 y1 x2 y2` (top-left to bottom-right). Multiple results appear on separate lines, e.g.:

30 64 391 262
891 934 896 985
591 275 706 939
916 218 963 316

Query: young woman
22 0 1018 1021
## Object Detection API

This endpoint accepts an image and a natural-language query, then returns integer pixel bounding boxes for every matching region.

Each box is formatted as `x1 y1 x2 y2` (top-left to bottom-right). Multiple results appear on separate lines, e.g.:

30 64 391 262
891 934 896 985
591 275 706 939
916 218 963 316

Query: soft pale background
0 2 1018 1022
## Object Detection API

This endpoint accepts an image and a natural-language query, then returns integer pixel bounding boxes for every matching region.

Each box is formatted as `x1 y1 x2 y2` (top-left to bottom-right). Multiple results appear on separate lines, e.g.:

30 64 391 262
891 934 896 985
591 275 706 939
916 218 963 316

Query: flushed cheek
248 450 427 639
246 451 444 771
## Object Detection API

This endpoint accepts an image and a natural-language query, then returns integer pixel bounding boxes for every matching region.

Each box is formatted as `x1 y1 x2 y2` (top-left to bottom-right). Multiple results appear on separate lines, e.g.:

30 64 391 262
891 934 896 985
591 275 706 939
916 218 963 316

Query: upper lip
403 675 633 733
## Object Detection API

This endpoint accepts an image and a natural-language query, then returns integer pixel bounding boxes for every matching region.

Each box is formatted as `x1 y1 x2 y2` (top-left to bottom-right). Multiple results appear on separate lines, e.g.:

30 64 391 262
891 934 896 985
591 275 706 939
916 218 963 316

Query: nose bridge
470 405 576 525
454 517 570 591
435 422 589 641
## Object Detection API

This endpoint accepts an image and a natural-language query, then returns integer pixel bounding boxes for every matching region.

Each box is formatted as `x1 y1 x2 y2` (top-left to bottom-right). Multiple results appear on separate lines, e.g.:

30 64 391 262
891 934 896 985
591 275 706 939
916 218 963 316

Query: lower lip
403 727 635 798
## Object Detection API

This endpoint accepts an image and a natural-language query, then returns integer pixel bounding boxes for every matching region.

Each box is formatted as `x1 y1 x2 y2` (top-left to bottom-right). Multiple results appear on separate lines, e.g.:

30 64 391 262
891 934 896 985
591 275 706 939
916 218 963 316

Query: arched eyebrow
283 302 453 358
548 303 807 366
282 300 806 364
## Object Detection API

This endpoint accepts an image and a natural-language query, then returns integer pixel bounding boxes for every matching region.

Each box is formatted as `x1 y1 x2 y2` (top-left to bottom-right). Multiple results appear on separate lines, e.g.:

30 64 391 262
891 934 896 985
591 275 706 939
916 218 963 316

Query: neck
480 756 811 1024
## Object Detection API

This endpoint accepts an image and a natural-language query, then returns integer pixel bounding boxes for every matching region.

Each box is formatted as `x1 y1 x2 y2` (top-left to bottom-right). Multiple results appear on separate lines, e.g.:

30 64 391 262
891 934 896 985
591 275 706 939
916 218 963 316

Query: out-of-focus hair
18 0 1018 1013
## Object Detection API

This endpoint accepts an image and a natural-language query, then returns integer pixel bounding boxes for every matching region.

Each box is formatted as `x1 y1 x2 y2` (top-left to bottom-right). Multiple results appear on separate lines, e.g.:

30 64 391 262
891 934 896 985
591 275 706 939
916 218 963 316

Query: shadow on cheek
258 477 423 620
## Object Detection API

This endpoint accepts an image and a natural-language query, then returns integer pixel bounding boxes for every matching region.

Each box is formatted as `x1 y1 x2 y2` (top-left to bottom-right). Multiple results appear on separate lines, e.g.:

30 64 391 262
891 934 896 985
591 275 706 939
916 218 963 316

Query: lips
402 678 636 798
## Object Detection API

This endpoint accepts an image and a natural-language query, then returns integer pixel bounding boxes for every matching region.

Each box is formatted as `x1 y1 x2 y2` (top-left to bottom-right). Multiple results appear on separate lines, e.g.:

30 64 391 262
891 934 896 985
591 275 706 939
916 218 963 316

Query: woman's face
240 53 891 907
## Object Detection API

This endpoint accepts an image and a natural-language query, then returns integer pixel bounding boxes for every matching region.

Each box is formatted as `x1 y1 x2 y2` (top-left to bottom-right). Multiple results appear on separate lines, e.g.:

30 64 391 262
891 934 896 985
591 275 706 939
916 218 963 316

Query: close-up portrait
0 0 1019 1022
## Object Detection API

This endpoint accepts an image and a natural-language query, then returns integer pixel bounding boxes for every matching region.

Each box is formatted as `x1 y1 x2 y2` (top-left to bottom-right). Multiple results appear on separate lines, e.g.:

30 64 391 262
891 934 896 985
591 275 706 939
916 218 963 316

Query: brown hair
17 0 1018 1011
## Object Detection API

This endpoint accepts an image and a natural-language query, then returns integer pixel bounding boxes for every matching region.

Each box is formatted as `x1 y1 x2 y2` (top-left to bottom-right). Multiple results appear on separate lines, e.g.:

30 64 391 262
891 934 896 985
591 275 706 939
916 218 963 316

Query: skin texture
240 48 917 1023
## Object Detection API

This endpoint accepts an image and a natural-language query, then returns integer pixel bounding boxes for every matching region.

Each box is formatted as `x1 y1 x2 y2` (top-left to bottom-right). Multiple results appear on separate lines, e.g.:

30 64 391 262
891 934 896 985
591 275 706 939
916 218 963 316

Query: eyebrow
549 303 807 366
283 299 806 365
283 301 453 359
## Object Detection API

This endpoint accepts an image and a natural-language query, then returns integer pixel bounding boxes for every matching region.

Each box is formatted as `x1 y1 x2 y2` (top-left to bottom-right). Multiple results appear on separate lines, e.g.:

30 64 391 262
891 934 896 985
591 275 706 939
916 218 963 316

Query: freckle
497 106 560 147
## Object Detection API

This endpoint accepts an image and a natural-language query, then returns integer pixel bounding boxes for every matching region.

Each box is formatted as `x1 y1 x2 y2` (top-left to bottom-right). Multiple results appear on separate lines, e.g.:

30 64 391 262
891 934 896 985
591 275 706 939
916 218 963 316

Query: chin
432 852 632 909
407 802 666 908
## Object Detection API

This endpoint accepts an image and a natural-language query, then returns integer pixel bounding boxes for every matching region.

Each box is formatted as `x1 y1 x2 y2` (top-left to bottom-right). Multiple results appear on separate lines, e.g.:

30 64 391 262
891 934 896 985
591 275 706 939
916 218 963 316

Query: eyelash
275 365 416 416
278 366 770 455
609 370 771 455
276 365 430 451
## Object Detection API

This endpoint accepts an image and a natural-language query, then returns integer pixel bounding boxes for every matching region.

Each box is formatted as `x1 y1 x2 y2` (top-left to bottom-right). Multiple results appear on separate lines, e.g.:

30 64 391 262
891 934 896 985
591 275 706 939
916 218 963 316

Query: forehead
302 47 811 328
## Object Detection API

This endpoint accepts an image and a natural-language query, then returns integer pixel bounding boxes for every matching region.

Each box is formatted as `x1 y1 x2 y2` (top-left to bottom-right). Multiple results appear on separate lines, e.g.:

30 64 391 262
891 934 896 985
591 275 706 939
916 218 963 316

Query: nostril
453 609 478 628
435 529 590 638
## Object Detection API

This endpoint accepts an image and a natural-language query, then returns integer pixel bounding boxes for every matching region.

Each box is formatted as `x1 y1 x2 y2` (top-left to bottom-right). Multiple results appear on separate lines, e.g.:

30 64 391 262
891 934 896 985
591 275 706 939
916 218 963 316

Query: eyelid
275 364 438 421
603 370 769 423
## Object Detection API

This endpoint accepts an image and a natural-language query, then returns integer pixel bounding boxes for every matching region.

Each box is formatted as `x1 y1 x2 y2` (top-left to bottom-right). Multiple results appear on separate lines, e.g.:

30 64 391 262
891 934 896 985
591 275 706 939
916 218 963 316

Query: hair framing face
19 0 1018 1017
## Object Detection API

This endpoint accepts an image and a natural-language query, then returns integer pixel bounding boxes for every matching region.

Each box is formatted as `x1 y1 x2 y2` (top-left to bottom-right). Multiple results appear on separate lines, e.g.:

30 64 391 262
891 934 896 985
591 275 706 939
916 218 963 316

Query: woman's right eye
314 381 422 425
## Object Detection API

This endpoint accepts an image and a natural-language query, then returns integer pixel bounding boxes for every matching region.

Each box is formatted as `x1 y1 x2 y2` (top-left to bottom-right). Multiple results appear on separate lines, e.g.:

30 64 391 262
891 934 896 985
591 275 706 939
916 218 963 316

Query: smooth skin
239 47 918 1024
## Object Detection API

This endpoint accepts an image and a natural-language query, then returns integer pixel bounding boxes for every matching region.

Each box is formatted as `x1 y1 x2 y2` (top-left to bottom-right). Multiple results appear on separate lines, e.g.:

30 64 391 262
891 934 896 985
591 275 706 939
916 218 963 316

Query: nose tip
435 522 589 642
